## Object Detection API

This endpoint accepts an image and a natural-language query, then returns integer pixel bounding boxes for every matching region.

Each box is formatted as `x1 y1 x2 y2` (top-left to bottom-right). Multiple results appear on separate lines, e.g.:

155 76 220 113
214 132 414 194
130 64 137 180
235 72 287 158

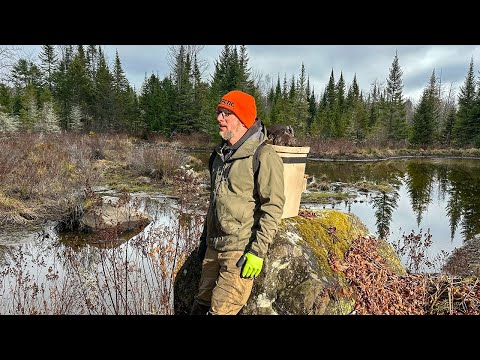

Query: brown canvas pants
194 247 254 315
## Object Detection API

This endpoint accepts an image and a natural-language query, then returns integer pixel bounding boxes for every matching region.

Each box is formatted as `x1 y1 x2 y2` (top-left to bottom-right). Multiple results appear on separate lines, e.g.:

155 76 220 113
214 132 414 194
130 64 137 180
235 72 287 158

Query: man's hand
241 252 263 278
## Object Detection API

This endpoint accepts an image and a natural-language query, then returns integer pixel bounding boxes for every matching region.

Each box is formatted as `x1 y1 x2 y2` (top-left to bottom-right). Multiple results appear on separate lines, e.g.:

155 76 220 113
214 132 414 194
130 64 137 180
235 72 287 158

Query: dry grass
341 235 480 315
0 132 196 227
297 136 480 160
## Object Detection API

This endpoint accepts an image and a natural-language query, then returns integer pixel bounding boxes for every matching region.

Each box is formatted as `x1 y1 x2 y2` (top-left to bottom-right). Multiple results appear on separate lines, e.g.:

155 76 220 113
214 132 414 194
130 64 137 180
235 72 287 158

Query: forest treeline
1 45 480 148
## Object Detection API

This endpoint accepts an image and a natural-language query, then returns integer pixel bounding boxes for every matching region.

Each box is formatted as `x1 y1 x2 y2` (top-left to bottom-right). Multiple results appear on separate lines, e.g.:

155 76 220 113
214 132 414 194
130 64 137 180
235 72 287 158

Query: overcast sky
20 45 480 106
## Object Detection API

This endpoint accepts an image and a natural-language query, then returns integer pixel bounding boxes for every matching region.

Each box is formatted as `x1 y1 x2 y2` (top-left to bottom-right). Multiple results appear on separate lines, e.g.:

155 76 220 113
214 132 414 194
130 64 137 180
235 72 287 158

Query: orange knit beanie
218 90 257 129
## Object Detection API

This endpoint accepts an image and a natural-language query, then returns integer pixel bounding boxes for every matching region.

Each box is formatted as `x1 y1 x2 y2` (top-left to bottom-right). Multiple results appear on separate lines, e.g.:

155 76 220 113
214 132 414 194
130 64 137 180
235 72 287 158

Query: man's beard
219 129 234 141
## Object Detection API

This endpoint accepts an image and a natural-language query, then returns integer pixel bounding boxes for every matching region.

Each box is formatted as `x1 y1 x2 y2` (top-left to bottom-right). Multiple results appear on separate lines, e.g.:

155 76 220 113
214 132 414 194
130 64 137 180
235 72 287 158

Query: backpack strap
252 140 268 176
208 149 216 176
208 140 268 181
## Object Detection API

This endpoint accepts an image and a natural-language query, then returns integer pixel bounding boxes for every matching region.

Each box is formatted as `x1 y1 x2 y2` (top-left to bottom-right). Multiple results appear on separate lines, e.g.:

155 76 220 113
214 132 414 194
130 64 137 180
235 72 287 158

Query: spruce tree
385 51 407 141
93 47 115 131
39 45 57 92
410 70 439 146
454 58 477 146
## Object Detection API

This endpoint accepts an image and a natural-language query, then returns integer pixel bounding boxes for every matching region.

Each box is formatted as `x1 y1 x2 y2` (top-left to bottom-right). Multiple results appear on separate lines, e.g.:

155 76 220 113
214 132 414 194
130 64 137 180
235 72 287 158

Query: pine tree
321 69 336 137
454 58 477 146
306 81 317 134
85 45 98 81
291 63 309 135
346 74 360 108
269 75 283 125
411 88 434 146
112 49 131 128
410 70 439 146
192 54 211 135
11 59 42 89
334 72 346 137
67 48 93 129
385 51 407 141
442 107 456 147
0 83 12 113
93 47 115 131
238 45 254 92
39 45 57 91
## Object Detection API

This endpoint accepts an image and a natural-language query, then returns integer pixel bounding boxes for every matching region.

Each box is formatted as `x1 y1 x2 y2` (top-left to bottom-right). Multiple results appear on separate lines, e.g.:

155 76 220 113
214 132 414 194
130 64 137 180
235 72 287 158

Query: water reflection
0 195 204 314
2 156 480 312
371 187 400 239
305 158 480 272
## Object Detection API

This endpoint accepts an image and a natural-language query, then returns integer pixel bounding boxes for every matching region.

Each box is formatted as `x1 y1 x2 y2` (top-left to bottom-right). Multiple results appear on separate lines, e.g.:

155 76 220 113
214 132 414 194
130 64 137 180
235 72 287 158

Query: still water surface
304 157 480 272
0 194 203 314
1 156 479 313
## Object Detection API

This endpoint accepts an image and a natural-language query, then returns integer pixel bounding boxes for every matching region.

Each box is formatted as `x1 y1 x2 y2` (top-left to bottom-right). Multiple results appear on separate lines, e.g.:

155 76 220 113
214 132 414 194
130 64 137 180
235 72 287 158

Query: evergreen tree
175 52 196 133
192 54 211 135
112 49 129 93
334 72 346 137
306 81 317 134
410 70 439 146
39 45 57 91
85 45 98 81
112 49 131 128
385 51 407 141
70 104 84 132
442 107 456 147
93 47 115 131
11 59 42 90
19 85 39 131
238 45 254 92
139 73 175 136
291 63 309 135
346 73 360 108
35 101 60 133
269 75 283 125
367 81 380 129
316 69 336 137
411 88 434 146
0 83 12 112
210 45 231 100
67 48 93 129
454 58 477 146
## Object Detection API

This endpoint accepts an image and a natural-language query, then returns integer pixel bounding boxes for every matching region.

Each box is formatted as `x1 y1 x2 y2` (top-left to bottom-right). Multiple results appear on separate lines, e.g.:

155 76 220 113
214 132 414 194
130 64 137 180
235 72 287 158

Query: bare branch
0 45 22 82
167 45 208 78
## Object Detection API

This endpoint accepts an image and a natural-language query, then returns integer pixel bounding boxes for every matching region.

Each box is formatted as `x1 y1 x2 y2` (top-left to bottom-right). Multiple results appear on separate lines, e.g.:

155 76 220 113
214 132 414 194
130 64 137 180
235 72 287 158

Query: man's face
217 108 245 143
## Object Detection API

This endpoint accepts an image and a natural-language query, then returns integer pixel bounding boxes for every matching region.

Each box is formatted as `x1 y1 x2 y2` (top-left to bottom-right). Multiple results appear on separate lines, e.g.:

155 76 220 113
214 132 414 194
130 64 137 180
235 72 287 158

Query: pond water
0 194 204 314
303 157 480 273
1 155 479 313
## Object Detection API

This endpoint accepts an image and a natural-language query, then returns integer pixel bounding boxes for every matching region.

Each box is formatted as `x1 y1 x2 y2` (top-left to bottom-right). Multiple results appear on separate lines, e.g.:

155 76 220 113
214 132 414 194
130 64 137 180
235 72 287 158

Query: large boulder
80 195 151 232
173 209 405 315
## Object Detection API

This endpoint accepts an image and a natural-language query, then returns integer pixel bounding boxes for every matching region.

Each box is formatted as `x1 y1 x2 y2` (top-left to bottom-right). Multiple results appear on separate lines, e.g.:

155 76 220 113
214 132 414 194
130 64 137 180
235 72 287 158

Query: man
191 90 285 315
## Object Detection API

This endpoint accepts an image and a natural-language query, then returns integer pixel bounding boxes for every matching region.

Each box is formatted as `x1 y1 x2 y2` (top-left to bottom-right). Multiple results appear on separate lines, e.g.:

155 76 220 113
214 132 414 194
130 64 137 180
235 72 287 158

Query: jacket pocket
216 195 247 235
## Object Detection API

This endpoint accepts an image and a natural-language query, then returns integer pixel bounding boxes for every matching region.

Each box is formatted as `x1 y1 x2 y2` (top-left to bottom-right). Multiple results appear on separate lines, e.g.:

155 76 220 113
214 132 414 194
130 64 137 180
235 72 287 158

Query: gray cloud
16 45 480 105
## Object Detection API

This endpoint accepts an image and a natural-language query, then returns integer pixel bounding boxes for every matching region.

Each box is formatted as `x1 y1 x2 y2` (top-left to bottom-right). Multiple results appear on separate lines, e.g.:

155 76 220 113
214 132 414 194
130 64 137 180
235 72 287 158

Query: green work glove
241 252 264 278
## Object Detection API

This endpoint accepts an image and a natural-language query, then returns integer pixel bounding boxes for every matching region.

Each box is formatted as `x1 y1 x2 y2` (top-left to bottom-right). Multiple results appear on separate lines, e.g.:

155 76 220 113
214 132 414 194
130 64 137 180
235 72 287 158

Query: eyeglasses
216 109 232 120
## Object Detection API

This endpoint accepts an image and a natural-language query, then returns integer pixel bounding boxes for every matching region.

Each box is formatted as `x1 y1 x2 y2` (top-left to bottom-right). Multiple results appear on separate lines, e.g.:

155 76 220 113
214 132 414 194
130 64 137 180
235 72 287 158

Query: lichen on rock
173 209 405 315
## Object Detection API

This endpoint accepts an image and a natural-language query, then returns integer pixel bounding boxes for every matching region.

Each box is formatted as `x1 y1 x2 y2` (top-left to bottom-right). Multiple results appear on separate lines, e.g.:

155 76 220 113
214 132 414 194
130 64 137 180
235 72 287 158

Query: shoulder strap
208 140 268 180
252 140 268 176
208 149 216 176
